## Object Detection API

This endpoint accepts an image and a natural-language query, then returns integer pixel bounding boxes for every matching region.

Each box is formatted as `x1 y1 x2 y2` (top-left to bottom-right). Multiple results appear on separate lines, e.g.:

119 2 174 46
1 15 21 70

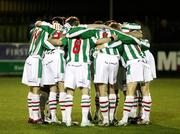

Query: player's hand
96 44 105 50
35 21 42 27
111 34 118 41
53 23 62 30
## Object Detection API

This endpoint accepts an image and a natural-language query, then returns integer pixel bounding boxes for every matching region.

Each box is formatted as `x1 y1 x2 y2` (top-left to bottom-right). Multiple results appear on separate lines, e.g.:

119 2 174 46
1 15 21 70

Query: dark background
0 0 179 76
0 0 180 43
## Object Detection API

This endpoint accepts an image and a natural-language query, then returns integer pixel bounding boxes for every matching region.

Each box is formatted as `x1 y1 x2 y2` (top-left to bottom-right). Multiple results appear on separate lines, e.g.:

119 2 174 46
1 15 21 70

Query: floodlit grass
0 77 180 134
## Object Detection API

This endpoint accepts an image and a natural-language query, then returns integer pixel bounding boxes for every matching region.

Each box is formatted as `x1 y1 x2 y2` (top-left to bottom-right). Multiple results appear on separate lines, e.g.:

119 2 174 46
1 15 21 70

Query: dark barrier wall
0 43 179 77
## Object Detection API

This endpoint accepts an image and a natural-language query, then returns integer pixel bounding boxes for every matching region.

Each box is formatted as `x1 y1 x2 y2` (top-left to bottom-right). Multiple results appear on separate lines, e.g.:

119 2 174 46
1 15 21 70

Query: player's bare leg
118 82 137 126
108 84 117 125
31 86 42 124
93 83 101 123
39 87 49 122
87 89 93 122
98 83 109 126
65 88 74 126
80 88 94 127
128 84 142 124
138 82 152 125
58 81 67 124
27 87 33 123
114 86 120 122
48 85 59 123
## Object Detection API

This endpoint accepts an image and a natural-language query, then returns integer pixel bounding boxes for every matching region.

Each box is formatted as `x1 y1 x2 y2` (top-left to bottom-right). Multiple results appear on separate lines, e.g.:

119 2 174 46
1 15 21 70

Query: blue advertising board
0 43 29 75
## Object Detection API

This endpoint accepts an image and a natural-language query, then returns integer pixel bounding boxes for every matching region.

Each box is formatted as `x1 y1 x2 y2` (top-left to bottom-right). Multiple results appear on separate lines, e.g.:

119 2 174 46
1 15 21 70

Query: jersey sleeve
106 40 122 48
29 28 35 42
42 32 55 50
78 24 88 28
140 39 150 51
116 45 124 55
114 30 141 45
67 27 97 39
89 36 97 48
39 21 56 35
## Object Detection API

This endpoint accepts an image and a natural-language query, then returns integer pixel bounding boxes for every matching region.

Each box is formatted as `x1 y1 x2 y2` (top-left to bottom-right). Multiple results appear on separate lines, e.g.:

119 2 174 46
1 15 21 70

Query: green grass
0 77 180 134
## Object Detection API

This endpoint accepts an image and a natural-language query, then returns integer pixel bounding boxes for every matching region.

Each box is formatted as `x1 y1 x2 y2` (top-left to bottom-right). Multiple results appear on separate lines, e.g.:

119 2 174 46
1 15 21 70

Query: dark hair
65 16 80 26
93 20 104 24
104 20 116 26
109 22 121 31
52 16 64 25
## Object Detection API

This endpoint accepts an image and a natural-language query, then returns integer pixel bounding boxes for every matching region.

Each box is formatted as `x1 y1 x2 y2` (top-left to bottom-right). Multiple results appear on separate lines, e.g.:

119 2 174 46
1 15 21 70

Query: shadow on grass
1 120 180 134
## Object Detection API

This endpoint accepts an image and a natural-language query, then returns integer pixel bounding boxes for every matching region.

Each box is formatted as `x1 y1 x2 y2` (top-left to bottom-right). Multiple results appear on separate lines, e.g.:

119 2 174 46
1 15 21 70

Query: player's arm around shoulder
95 34 118 50
48 35 64 46
95 34 117 45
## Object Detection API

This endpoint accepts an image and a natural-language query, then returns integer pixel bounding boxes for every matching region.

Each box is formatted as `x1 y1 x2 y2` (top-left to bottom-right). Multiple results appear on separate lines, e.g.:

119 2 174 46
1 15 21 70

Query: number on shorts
127 65 130 75
73 39 81 54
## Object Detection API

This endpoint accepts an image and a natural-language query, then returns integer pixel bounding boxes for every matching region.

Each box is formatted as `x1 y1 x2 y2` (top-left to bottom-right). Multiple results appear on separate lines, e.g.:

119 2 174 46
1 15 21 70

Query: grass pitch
0 77 180 134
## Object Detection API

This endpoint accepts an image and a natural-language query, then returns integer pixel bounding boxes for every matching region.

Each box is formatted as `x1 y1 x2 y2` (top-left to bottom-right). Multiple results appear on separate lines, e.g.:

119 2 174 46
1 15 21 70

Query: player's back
28 27 54 57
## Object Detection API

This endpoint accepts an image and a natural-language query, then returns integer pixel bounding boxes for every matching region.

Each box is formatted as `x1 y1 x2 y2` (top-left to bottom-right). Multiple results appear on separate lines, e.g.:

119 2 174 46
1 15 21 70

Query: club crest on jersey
53 31 61 39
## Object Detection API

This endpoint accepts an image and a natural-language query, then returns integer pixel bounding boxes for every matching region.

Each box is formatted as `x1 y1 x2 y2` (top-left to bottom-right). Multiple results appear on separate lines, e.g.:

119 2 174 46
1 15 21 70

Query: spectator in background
153 18 175 43
158 18 171 42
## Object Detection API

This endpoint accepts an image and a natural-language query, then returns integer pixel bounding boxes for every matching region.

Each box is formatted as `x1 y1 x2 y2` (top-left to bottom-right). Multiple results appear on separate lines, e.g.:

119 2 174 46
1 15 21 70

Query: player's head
51 16 65 30
51 16 64 25
60 16 67 24
109 22 121 31
121 23 143 39
93 20 104 24
65 16 80 26
104 20 116 26
121 22 142 33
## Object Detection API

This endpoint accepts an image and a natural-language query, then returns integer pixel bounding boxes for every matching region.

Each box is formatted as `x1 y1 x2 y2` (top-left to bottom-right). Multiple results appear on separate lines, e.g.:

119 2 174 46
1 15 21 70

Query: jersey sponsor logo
53 31 61 39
